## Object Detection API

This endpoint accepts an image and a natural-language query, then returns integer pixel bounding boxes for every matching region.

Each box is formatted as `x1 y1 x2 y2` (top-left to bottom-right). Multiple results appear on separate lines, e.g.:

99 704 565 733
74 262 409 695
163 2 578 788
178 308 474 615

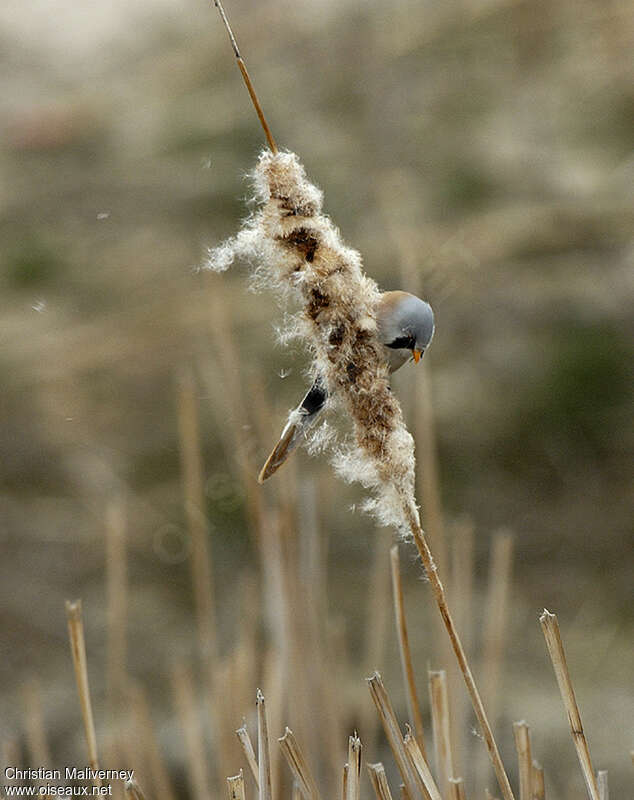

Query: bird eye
387 334 416 350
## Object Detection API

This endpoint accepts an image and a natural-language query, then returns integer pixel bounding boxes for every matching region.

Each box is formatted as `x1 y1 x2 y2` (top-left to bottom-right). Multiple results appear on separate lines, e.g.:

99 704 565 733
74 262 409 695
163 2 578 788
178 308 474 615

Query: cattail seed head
207 150 418 532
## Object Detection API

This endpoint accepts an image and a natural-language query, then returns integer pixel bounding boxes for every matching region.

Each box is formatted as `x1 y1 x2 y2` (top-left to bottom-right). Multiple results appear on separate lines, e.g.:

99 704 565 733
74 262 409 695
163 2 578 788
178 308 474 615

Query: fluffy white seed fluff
207 150 418 533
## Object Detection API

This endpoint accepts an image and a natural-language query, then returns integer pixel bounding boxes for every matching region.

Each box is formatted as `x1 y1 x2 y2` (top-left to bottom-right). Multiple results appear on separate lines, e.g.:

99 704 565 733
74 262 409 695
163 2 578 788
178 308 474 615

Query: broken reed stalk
227 771 246 800
367 764 394 800
257 690 273 800
341 765 348 800
278 728 322 800
123 780 146 800
177 370 217 669
390 546 426 755
597 770 608 800
401 502 515 800
237 724 260 788
512 722 532 800
171 663 211 800
65 600 101 782
213 0 277 153
539 610 601 800
428 670 455 800
403 727 441 800
367 673 427 800
346 735 362 800
448 778 466 800
531 762 545 800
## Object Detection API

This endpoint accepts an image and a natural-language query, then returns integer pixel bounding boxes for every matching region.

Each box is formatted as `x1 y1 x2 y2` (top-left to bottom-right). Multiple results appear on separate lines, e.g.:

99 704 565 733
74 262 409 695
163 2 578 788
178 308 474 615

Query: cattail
207 150 417 533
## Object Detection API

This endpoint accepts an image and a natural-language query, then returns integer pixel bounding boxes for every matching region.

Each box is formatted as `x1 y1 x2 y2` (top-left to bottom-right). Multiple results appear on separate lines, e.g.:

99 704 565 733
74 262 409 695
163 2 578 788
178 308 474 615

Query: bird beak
412 349 422 363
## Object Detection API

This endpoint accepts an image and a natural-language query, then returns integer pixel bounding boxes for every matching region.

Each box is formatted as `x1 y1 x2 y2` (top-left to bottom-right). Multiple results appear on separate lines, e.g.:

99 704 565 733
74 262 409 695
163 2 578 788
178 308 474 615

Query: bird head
379 291 435 364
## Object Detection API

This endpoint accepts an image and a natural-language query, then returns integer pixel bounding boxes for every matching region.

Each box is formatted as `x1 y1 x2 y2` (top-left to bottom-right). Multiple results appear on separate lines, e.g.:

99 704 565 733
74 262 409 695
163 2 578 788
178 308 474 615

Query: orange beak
412 349 422 363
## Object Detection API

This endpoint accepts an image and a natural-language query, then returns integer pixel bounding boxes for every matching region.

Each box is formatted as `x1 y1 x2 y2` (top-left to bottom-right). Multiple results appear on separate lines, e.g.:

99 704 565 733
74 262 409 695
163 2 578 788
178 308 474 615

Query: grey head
377 290 435 371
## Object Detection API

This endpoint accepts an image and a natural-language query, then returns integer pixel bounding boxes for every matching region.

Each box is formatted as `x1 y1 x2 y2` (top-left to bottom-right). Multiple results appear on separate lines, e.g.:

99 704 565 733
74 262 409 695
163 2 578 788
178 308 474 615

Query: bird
258 290 434 483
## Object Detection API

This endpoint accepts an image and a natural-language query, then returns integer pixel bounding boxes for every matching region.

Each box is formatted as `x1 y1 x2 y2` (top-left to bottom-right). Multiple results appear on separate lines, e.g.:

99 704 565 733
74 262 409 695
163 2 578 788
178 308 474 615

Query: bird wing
258 380 327 483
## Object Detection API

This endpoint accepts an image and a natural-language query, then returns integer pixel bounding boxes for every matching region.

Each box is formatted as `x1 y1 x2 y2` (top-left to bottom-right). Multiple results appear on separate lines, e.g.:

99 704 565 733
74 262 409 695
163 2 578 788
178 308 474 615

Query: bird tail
258 380 327 483
258 411 306 483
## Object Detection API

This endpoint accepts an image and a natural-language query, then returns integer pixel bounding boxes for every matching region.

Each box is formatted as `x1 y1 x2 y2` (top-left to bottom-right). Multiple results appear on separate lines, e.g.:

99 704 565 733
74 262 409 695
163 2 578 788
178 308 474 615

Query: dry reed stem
474 531 514 796
278 728 322 800
401 504 515 800
485 790 499 800
428 670 455 800
22 678 52 767
342 765 348 800
257 690 273 800
237 725 259 789
360 532 392 757
106 497 127 712
449 778 466 800
539 610 600 800
65 600 100 782
596 771 608 800
213 0 278 153
171 663 211 800
124 780 146 800
177 370 217 669
228 771 246 800
403 727 441 800
449 517 475 766
367 764 394 800
531 762 545 800
367 673 426 800
391 545 427 755
128 682 176 800
512 722 532 800
292 781 302 800
346 735 362 800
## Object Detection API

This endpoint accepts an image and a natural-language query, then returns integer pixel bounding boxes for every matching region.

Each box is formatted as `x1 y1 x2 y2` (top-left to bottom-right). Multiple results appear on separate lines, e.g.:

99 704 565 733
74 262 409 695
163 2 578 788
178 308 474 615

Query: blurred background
1 0 632 799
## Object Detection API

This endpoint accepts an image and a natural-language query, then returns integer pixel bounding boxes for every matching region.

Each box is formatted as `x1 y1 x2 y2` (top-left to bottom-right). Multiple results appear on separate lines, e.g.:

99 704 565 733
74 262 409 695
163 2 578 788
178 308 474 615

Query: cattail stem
401 502 515 800
403 727 441 800
539 610 600 800
428 670 454 800
213 0 278 153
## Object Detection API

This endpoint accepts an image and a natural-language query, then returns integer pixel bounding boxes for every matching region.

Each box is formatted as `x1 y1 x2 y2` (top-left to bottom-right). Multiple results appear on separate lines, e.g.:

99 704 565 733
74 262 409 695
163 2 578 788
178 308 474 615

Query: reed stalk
345 736 362 800
597 770 608 800
177 370 217 670
449 777 466 800
367 764 394 800
403 727 441 800
124 780 147 800
257 690 273 800
539 610 600 800
531 761 545 800
65 600 100 782
278 728 322 800
512 722 532 800
105 496 128 713
367 673 426 800
428 670 455 800
236 725 259 789
391 545 426 755
228 771 246 800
